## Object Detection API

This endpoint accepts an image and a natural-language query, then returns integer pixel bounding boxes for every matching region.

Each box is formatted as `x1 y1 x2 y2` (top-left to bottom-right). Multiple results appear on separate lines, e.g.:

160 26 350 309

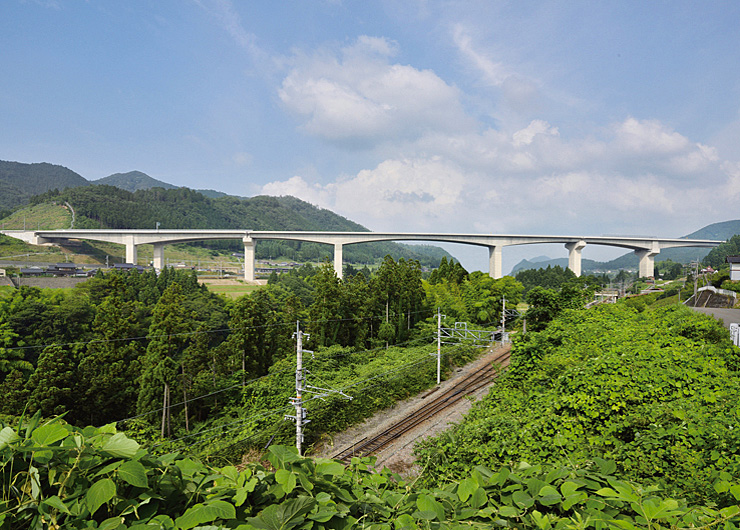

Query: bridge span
1 229 723 281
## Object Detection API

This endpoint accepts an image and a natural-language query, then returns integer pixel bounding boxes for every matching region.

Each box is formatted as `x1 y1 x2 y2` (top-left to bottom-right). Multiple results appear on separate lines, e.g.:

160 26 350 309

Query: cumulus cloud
267 33 738 255
262 111 738 242
278 36 474 148
262 158 469 232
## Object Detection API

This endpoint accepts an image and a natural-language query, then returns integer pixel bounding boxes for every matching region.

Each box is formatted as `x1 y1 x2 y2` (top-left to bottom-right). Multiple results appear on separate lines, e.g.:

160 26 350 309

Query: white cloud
262 158 468 232
194 0 263 59
278 36 474 148
267 34 740 266
452 24 509 87
512 119 559 146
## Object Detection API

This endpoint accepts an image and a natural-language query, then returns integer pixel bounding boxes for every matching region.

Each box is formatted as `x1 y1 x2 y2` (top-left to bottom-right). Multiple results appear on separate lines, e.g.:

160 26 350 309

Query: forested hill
92 170 179 192
28 185 449 265
0 160 87 211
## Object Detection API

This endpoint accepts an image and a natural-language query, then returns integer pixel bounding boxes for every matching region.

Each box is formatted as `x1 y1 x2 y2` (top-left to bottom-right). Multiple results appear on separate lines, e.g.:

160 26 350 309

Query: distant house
113 263 148 273
727 256 740 281
20 267 45 276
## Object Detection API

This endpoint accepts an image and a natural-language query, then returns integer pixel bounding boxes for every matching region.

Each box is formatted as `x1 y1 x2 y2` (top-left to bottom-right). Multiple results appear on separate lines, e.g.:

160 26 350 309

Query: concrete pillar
153 243 165 270
334 243 343 279
635 247 660 278
125 235 138 265
565 240 587 277
243 236 255 282
488 246 502 279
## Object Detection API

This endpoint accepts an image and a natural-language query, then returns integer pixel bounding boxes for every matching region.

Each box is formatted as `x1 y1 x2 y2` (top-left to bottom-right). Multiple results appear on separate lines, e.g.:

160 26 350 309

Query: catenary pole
293 322 306 455
437 308 442 384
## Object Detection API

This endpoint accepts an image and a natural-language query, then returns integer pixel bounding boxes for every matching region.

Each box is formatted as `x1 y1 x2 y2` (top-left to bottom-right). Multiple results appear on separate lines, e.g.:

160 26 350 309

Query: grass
1 203 72 230
198 280 262 298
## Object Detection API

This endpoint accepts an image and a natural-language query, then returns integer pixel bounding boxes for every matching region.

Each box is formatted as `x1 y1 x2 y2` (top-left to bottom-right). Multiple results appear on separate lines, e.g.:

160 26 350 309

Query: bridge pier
488 246 502 279
153 243 165 270
334 243 343 279
635 245 660 278
125 236 138 265
243 236 255 282
565 240 587 277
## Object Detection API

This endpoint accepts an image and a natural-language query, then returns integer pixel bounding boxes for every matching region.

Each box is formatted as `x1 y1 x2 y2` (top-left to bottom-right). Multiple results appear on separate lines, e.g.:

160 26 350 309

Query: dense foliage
1 257 517 460
703 234 740 269
3 416 739 529
523 276 603 331
416 302 740 505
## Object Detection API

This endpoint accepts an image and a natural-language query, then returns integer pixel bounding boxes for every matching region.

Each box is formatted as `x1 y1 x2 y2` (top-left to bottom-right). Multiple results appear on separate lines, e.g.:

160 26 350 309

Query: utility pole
286 322 350 455
501 297 506 344
289 322 309 455
436 308 442 384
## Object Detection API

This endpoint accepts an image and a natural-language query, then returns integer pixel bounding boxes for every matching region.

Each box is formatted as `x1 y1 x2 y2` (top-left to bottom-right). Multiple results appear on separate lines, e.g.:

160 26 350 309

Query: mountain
15 185 450 267
95 172 237 199
0 160 88 211
512 220 740 274
93 171 179 192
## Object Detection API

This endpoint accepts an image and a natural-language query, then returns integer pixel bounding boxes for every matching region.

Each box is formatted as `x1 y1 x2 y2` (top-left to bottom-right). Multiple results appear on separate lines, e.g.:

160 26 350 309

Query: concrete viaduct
1 229 723 281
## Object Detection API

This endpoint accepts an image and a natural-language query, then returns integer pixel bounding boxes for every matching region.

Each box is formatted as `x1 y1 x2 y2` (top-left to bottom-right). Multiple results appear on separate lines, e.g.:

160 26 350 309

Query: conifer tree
27 344 76 418
77 276 143 425
137 283 194 437
0 369 29 415
0 320 30 381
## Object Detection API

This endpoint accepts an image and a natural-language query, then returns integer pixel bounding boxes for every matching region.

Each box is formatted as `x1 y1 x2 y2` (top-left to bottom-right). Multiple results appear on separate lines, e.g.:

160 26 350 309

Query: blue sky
2 1 740 271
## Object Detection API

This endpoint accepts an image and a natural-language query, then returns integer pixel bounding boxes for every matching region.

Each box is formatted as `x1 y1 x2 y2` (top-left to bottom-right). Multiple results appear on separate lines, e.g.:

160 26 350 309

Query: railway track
332 346 511 464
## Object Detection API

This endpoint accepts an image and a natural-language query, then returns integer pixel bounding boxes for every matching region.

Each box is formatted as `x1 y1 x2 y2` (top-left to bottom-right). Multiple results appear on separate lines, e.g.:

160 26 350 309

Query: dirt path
309 343 511 475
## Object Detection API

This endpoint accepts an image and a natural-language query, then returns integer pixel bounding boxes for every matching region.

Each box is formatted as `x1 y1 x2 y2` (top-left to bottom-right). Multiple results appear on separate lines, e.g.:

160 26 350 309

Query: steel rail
332 346 511 464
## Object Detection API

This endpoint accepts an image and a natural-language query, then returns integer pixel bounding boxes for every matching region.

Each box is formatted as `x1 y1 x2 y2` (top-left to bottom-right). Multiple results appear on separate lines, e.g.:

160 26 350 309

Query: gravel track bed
308 343 511 475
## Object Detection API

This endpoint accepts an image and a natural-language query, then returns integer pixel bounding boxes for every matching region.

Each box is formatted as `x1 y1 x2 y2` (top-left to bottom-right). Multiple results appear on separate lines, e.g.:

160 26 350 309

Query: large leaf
31 423 69 446
118 460 149 488
315 461 345 477
457 477 478 502
416 494 445 522
0 426 20 449
86 478 116 516
248 497 316 530
101 433 140 458
175 500 236 530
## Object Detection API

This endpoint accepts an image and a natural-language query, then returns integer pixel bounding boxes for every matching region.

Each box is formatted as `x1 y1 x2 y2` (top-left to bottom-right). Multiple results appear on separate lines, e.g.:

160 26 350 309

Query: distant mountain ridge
0 160 88 210
511 219 740 273
93 171 179 191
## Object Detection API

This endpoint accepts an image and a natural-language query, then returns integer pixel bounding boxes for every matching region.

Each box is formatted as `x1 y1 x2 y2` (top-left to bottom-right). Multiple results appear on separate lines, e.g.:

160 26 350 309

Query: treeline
26 186 450 267
515 264 607 292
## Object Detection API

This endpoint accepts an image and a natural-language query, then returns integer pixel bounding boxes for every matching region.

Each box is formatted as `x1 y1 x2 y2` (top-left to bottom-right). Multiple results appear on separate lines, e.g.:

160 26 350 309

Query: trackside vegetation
415 302 740 507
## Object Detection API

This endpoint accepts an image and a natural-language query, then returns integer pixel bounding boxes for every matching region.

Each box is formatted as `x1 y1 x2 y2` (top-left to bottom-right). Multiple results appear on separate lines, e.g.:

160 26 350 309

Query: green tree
370 256 426 345
703 234 740 269
308 261 343 347
0 319 30 381
525 286 561 331
462 273 523 326
137 283 194 437
26 344 77 418
77 277 144 426
0 369 29 415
